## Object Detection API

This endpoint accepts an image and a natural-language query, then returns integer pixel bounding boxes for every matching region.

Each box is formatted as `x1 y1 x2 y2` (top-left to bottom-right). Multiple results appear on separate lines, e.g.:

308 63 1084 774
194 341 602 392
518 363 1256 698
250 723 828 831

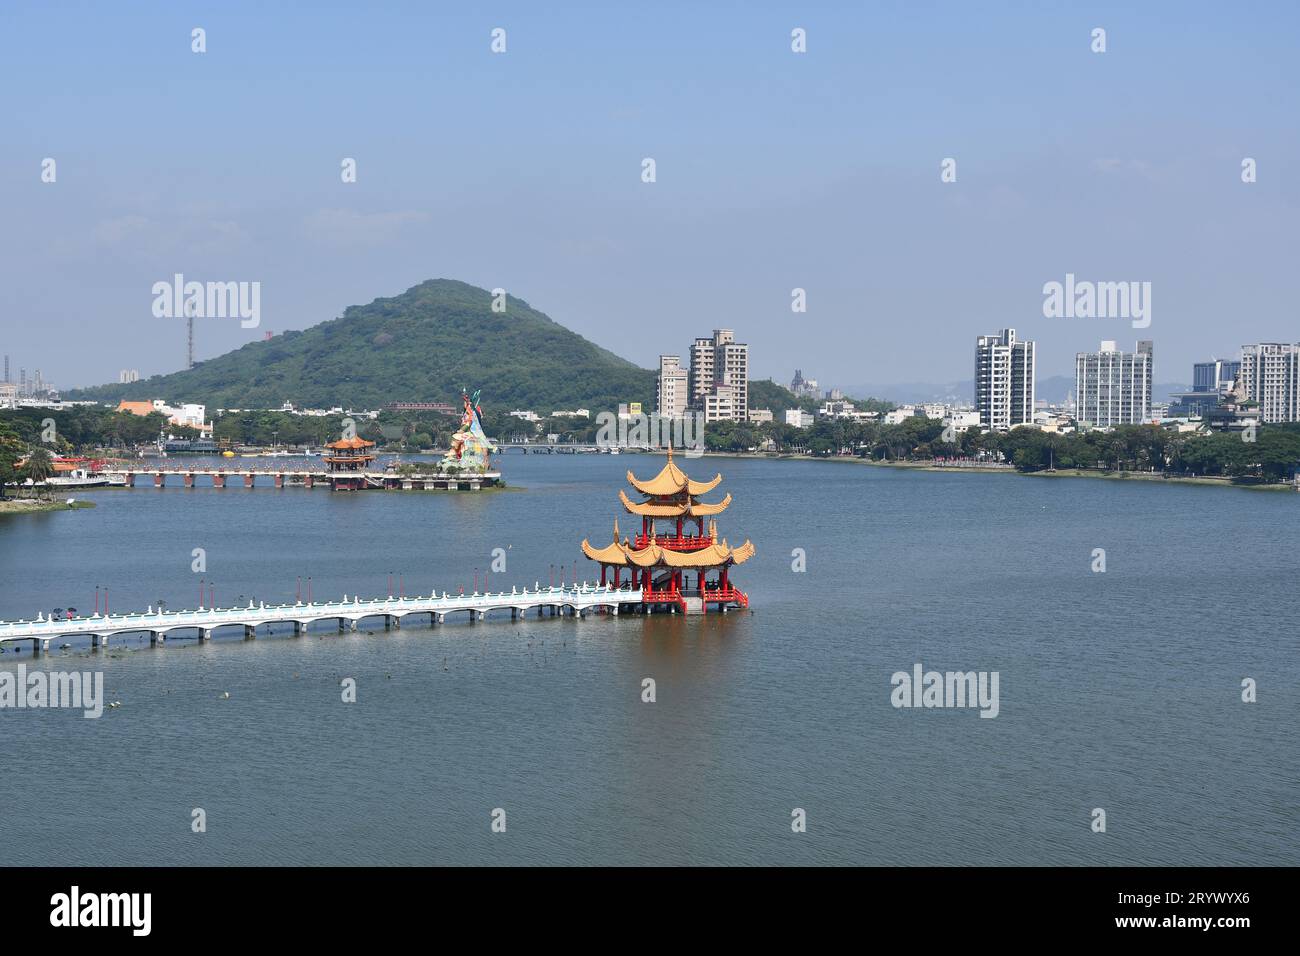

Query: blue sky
2 1 1297 393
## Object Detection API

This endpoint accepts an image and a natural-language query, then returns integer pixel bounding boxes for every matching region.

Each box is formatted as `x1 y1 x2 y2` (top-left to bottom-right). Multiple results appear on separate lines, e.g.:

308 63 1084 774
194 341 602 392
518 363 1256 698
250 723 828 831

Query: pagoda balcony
641 584 749 609
635 533 714 551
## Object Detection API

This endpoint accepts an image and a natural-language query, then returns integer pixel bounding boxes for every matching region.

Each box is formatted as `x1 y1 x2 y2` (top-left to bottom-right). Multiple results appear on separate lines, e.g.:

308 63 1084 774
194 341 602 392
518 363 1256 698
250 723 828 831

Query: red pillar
600 566 607 586
244 474 254 488
184 473 194 488
275 473 283 488
153 473 163 488
304 475 313 488
213 473 225 489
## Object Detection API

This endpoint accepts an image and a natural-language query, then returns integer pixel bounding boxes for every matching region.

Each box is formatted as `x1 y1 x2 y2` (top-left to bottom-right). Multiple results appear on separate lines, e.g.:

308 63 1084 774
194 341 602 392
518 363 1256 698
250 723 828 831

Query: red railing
634 534 713 551
701 586 748 607
641 585 749 609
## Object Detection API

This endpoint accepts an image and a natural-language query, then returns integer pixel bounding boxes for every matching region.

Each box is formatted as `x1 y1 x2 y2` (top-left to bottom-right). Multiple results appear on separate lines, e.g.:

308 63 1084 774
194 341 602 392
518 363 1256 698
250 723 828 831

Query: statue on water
441 389 496 474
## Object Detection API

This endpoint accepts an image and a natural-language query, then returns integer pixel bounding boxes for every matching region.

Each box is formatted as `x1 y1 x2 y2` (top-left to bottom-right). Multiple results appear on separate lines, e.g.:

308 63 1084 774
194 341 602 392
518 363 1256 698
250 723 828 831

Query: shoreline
697 451 1297 491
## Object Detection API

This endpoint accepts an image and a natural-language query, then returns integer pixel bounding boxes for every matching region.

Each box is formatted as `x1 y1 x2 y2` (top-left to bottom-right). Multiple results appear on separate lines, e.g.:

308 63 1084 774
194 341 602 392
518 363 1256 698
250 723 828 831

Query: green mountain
68 279 656 414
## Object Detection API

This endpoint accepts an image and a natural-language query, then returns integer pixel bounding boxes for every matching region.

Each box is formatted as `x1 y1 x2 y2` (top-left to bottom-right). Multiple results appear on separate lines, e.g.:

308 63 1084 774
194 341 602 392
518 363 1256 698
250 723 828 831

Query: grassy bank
0 498 98 515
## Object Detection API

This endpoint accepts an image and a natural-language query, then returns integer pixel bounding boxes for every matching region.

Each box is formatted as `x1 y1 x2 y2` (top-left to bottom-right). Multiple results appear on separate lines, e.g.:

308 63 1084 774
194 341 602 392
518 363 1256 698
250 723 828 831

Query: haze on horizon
2 1 1296 396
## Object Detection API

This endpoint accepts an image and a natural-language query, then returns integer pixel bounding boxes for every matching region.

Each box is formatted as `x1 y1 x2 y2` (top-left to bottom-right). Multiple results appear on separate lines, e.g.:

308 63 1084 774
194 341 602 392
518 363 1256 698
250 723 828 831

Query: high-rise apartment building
688 329 748 422
1074 340 1153 427
656 355 689 418
1239 343 1300 422
974 329 1035 431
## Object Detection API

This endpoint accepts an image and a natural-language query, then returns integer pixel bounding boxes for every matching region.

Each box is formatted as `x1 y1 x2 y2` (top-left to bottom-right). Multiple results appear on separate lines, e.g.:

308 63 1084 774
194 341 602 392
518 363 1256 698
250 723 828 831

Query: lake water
1 454 1296 865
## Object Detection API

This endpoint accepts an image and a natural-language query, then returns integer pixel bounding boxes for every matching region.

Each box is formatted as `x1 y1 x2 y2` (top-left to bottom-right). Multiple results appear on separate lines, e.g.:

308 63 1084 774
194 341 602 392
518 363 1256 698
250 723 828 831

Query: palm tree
24 447 55 500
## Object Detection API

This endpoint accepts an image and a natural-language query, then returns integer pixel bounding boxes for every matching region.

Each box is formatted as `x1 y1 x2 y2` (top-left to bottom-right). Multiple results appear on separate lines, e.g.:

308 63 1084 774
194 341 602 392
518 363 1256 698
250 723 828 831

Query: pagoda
581 447 753 613
323 436 376 490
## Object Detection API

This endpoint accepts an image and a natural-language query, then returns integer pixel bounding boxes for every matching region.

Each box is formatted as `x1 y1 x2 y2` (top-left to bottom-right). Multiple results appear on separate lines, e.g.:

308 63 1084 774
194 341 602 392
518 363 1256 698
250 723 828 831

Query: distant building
975 329 1035 432
509 410 541 423
1168 359 1241 418
656 355 689 418
1194 359 1240 393
945 409 982 431
386 401 456 414
550 408 591 419
118 369 140 384
790 369 819 399
784 409 814 428
884 407 922 425
1239 344 1300 422
747 408 773 424
1074 340 1153 427
117 398 212 435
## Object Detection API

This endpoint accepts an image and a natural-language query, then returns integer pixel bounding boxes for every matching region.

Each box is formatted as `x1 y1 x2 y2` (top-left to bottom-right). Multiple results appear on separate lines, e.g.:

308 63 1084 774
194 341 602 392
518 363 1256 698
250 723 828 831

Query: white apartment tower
656 355 689 418
1074 340 1153 427
1239 343 1300 422
688 329 748 422
974 328 1035 431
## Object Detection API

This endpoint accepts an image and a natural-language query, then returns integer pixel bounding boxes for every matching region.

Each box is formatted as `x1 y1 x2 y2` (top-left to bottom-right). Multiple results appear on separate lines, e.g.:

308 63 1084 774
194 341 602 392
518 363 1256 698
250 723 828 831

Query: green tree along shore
706 414 1300 483
7 399 1300 483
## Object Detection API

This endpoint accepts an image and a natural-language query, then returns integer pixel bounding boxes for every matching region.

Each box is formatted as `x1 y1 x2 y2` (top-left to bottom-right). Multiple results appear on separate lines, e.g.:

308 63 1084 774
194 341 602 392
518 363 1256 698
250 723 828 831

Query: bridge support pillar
434 613 444 625
39 638 50 655
244 474 254 488
149 631 157 646
199 628 210 642
275 474 284 488
392 616 400 630
292 622 302 636
511 608 518 620
612 605 619 616
304 475 314 489
244 625 255 640
154 473 163 488
90 634 100 650
349 620 358 632
212 474 225 489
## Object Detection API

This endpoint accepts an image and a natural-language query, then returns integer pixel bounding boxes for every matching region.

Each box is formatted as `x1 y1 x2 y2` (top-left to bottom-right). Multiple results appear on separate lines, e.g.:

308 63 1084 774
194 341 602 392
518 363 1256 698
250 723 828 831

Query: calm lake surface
1 454 1297 865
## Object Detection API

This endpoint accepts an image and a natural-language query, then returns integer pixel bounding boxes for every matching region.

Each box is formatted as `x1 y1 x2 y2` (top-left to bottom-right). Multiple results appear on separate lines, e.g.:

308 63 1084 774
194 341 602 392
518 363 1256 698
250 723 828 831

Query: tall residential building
1239 343 1300 422
974 328 1035 431
689 336 716 407
688 329 748 422
1074 340 1153 427
656 355 689 418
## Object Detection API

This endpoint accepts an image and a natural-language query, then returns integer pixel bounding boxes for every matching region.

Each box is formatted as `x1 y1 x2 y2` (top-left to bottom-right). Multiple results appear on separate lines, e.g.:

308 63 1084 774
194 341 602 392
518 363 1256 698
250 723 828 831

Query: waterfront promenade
0 584 650 654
